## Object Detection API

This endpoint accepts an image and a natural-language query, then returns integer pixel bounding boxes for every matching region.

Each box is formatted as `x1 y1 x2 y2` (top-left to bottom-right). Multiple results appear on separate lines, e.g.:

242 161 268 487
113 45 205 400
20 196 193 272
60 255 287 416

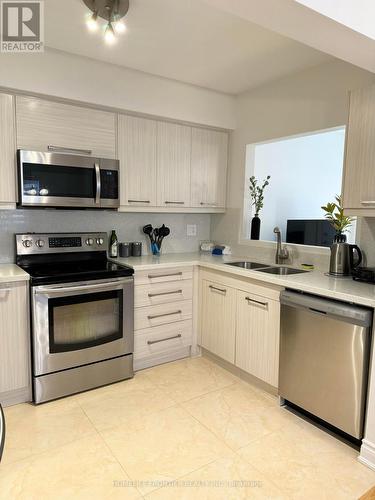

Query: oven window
48 290 123 353
23 163 96 198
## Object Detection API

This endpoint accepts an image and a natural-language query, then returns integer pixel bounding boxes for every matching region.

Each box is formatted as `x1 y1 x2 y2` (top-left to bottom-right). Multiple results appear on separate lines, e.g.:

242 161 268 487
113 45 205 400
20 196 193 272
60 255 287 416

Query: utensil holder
151 242 161 255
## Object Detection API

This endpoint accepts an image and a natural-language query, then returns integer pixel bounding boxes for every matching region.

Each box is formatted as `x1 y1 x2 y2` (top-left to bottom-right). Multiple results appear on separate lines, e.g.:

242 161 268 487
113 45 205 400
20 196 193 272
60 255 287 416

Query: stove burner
16 232 133 285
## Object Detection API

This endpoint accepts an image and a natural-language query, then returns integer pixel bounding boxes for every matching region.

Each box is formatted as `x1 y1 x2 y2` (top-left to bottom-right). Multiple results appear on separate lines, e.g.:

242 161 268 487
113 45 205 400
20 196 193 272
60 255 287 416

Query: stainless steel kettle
329 235 362 276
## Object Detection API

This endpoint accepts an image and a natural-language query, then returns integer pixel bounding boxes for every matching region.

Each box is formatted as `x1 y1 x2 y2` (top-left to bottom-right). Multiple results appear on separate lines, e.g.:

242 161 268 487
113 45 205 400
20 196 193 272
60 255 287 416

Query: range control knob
96 238 104 246
22 239 32 248
35 239 45 248
85 238 94 246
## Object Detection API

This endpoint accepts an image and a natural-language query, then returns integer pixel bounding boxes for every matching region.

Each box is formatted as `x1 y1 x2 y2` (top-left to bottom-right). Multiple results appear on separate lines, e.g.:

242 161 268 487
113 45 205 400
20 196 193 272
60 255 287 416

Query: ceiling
44 0 331 95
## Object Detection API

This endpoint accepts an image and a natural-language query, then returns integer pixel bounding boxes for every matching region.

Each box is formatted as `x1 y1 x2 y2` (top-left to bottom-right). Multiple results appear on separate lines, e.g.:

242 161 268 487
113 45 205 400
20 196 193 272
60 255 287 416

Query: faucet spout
273 227 289 264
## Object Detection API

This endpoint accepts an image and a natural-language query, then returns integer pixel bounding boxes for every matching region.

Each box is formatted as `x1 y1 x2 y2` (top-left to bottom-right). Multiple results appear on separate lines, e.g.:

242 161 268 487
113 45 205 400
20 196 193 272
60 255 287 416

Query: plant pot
334 232 347 243
251 214 261 240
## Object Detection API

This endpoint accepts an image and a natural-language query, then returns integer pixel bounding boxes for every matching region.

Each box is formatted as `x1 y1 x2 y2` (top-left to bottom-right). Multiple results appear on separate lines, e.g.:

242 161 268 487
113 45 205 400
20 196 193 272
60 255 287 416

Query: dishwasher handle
280 290 373 327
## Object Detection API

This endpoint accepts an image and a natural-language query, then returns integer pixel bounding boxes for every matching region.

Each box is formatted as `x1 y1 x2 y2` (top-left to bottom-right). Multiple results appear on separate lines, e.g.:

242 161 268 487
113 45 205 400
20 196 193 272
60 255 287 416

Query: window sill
238 238 331 256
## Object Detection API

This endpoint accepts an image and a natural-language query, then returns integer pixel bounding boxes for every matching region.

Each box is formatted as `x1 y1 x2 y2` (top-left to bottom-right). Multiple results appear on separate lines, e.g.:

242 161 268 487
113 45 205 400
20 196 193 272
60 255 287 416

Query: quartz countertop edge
0 264 30 283
112 252 375 308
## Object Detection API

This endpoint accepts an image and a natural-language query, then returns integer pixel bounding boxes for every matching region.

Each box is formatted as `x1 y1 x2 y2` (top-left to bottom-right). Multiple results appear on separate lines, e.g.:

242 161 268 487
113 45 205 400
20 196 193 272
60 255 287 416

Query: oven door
31 277 134 376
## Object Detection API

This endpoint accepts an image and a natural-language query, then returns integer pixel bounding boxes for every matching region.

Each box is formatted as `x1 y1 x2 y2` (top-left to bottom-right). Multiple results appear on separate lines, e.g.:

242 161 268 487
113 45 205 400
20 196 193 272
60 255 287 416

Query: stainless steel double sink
225 262 308 275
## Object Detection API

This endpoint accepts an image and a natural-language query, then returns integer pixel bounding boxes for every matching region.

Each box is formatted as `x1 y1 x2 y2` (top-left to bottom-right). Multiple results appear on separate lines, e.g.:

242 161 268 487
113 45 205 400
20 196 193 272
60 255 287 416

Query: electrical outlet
187 224 197 237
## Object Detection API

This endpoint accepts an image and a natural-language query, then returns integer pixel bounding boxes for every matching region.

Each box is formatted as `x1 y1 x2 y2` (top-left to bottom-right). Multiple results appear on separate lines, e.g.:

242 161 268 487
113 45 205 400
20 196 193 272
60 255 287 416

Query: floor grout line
78 401 146 498
1 401 99 467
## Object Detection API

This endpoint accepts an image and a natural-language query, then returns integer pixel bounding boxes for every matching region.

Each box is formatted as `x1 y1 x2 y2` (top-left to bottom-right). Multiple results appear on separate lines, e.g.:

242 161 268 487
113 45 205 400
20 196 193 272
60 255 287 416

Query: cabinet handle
0 288 11 297
148 289 183 298
200 202 217 206
209 285 226 294
128 199 151 204
147 310 182 320
245 296 268 306
148 272 182 279
165 201 185 205
48 145 92 155
147 334 182 345
361 201 375 205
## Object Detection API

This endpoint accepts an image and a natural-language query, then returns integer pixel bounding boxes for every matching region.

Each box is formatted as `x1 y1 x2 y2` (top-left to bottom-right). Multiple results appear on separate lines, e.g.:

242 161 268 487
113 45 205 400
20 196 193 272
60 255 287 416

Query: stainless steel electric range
16 232 134 404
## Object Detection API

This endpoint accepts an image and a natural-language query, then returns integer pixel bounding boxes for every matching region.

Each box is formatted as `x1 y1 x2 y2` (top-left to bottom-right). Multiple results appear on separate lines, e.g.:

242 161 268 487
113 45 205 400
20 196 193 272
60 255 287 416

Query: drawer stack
133 266 193 370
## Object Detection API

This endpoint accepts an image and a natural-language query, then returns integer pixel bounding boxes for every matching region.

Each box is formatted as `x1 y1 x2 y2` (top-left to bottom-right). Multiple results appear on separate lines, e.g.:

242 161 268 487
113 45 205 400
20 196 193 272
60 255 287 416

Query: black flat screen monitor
286 219 336 247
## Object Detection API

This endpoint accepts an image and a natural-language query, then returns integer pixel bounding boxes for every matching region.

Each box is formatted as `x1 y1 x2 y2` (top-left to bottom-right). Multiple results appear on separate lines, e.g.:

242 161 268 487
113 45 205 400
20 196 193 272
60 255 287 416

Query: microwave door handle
95 163 101 205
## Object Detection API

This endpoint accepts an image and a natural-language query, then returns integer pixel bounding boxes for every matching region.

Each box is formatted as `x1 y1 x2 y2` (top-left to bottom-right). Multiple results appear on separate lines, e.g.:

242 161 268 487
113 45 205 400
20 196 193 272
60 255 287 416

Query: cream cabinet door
200 279 236 363
191 128 228 209
16 96 116 158
118 114 157 207
343 85 375 211
235 290 280 387
0 93 16 205
0 282 30 398
157 122 191 208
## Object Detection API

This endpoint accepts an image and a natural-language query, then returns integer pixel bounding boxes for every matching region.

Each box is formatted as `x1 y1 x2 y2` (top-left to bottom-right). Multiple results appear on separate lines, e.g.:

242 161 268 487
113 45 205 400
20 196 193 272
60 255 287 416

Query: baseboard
134 346 191 371
0 386 32 407
359 439 375 471
201 348 278 397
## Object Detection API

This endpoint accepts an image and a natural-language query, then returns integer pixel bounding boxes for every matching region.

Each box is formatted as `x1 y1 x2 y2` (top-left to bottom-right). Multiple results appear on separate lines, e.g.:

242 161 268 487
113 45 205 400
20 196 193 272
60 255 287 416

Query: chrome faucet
273 227 289 264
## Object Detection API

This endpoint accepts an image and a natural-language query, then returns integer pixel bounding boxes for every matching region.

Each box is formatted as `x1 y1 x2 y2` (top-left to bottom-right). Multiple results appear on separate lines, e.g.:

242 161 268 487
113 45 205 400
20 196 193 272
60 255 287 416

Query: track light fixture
83 0 129 44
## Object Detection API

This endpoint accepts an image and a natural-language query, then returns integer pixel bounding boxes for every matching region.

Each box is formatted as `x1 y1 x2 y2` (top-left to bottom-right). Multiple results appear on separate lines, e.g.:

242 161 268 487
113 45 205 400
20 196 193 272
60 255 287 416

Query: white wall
0 48 236 129
246 128 346 242
211 59 375 269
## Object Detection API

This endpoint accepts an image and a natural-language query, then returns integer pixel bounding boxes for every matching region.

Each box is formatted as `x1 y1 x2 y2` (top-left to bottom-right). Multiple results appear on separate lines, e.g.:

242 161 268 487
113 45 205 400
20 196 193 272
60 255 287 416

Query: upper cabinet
342 84 375 214
0 92 229 213
157 122 191 208
191 128 228 209
16 96 117 158
118 114 157 207
0 93 16 206
118 118 229 212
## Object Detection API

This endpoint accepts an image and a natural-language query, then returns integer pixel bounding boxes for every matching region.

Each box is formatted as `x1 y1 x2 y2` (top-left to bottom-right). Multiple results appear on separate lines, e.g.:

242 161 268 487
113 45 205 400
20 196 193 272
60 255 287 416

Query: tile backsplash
0 209 211 263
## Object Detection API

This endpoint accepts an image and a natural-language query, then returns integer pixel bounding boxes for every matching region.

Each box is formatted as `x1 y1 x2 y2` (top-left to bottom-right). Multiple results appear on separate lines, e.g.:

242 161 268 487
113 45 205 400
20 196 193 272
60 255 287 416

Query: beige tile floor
1 356 375 499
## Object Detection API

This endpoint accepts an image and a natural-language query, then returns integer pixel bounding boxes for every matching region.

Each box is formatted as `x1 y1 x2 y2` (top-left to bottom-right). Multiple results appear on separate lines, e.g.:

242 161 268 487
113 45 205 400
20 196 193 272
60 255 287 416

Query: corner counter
0 264 30 283
113 252 375 308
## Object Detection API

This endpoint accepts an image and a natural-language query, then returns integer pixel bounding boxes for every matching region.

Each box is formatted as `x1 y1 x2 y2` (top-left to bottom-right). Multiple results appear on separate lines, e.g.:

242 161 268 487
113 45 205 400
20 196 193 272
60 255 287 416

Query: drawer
135 280 193 308
134 300 192 330
135 266 193 285
134 320 193 359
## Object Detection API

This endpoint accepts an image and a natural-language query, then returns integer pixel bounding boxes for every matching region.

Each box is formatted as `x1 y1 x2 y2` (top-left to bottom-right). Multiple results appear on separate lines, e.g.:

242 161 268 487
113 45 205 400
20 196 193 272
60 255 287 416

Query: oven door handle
34 280 130 296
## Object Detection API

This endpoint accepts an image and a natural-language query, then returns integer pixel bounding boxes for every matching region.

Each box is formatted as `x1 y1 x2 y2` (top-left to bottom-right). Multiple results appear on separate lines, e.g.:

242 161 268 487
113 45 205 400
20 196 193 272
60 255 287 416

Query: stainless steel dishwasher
279 290 372 439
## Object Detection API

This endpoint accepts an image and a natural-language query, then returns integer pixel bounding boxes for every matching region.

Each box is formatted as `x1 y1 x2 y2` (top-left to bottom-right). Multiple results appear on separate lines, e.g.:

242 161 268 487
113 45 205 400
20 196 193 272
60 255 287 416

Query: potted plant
249 175 271 240
321 195 354 242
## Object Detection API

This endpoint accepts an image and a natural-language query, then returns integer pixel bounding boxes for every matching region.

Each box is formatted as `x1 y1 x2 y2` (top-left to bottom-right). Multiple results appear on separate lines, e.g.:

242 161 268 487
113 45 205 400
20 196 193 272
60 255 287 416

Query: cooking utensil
158 225 170 247
143 224 153 242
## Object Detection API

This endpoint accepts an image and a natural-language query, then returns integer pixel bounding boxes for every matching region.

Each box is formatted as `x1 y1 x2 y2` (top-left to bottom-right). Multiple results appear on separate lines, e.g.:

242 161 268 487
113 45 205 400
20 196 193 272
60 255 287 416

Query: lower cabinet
199 270 281 388
236 290 280 387
133 266 194 370
200 279 236 363
0 282 31 406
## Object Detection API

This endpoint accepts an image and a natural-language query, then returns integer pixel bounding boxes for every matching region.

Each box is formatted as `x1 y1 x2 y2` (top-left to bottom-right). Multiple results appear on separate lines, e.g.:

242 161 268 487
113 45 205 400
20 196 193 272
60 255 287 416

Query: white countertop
113 252 375 308
0 264 30 283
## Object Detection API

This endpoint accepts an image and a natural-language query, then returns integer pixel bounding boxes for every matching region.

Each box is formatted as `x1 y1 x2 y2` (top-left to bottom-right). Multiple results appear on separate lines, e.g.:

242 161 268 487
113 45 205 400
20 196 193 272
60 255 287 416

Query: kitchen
1 0 375 498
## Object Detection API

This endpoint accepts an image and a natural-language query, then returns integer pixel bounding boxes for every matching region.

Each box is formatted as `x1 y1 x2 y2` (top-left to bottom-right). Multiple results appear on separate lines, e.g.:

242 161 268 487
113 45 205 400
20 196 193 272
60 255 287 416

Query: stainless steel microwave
17 150 119 209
